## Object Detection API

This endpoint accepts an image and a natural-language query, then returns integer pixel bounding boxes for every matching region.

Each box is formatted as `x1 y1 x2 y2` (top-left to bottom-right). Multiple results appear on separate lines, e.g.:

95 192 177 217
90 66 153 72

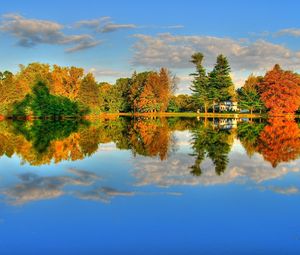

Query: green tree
168 94 196 112
190 53 210 113
78 73 100 113
237 74 265 114
208 54 235 112
13 81 88 118
115 78 132 112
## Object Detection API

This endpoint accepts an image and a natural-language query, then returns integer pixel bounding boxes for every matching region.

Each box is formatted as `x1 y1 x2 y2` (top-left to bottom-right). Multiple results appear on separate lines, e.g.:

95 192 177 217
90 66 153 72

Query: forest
0 53 300 118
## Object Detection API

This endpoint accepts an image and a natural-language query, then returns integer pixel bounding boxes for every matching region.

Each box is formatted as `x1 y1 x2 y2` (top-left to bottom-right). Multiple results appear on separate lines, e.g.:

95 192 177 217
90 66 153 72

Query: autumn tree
129 69 174 113
129 71 151 112
136 72 161 112
50 65 68 96
137 72 160 112
259 64 300 115
158 68 175 112
77 73 100 113
0 71 19 115
50 65 84 99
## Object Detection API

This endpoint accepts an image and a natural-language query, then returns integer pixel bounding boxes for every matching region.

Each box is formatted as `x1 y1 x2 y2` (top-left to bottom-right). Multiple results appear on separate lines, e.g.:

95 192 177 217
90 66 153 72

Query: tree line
0 63 176 117
0 56 299 117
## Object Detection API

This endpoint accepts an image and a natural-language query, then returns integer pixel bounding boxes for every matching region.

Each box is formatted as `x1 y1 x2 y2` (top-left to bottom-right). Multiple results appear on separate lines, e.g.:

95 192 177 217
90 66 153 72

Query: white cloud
75 16 111 29
0 13 100 52
89 67 128 78
277 28 300 37
101 23 137 33
132 33 300 73
75 16 137 33
65 40 102 53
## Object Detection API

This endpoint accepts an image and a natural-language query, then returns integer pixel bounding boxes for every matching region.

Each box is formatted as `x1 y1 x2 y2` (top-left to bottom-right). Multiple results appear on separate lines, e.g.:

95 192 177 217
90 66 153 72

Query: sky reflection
0 117 299 254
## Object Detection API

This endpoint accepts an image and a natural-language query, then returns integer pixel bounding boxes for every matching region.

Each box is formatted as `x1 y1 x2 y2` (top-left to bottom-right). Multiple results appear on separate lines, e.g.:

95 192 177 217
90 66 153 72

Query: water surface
0 117 299 254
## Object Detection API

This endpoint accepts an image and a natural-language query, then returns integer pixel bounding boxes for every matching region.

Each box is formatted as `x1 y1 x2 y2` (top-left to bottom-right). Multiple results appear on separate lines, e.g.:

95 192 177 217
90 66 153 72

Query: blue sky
1 0 300 93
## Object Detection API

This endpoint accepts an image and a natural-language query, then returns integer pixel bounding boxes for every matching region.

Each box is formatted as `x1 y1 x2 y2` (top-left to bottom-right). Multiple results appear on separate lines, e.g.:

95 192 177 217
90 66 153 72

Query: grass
87 112 265 118
2 112 300 121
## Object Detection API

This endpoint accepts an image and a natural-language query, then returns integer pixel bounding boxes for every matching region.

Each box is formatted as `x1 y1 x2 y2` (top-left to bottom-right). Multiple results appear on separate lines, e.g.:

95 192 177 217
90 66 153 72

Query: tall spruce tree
208 55 235 112
190 53 210 113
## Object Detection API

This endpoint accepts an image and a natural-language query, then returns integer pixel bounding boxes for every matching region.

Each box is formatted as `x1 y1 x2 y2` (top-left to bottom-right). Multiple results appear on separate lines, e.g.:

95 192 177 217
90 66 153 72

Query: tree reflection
0 117 176 165
257 118 300 167
129 118 175 160
190 120 234 176
237 120 266 157
0 117 299 168
13 119 85 153
237 118 300 167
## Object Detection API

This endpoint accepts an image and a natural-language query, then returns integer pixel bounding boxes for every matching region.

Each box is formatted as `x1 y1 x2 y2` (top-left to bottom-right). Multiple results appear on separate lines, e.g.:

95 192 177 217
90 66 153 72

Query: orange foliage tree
135 68 174 113
259 64 300 115
137 72 160 112
51 65 84 100
257 118 300 167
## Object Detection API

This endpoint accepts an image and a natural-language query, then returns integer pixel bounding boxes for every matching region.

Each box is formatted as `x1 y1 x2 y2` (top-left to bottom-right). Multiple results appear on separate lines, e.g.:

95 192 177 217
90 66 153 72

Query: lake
0 117 299 254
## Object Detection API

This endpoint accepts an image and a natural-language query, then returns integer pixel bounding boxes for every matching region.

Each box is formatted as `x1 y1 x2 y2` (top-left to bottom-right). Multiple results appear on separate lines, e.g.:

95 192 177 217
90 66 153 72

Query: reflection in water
2 168 137 205
258 118 300 167
237 118 300 167
0 117 299 170
0 90 299 252
0 116 299 206
3 168 99 205
129 118 175 160
12 119 87 153
189 121 234 176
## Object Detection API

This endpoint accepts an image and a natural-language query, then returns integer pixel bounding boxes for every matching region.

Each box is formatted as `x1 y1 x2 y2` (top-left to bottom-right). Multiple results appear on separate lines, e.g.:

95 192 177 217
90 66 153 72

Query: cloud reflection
3 169 100 205
74 187 135 203
132 142 300 189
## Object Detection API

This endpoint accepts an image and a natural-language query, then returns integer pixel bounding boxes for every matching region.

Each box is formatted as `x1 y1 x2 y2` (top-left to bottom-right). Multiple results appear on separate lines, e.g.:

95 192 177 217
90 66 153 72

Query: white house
218 101 238 112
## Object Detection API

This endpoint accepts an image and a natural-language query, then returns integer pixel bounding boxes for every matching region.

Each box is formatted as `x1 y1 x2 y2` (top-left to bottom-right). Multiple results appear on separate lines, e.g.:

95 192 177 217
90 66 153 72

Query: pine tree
189 53 210 113
208 55 235 112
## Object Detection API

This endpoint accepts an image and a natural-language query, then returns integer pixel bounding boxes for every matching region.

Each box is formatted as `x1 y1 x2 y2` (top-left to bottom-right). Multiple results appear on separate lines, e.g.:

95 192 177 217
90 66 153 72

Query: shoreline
1 113 299 121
